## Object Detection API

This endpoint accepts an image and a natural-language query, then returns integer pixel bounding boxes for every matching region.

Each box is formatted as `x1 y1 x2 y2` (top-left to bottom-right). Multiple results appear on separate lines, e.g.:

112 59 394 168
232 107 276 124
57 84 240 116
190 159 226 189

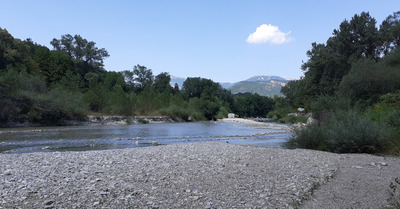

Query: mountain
220 82 236 89
228 80 288 97
245 75 287 82
228 75 289 97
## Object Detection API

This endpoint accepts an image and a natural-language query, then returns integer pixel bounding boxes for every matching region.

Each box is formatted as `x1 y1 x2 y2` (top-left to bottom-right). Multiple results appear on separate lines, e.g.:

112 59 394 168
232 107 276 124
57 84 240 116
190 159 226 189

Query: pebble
44 199 55 205
378 162 388 166
3 169 12 175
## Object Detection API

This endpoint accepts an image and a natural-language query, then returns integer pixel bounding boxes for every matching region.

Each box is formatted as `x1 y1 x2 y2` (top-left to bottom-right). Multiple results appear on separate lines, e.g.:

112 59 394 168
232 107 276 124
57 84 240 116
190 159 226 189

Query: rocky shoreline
0 115 178 128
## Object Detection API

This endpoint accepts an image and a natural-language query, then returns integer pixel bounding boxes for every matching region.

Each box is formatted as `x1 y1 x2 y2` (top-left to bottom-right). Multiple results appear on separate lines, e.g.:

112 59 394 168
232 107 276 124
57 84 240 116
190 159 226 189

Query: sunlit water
0 122 291 154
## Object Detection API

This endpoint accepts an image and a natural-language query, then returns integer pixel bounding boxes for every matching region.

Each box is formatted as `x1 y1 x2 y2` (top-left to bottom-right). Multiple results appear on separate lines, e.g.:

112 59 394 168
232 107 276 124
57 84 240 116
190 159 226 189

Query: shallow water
0 121 291 154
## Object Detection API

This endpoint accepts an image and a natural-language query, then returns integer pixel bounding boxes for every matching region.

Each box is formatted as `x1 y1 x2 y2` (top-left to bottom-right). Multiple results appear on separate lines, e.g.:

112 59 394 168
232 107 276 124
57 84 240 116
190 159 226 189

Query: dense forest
278 11 400 155
0 30 274 126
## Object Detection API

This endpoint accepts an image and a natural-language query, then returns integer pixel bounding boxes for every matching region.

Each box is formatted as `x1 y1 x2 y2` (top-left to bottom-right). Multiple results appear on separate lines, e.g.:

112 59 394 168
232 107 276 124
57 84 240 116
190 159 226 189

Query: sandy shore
219 118 292 131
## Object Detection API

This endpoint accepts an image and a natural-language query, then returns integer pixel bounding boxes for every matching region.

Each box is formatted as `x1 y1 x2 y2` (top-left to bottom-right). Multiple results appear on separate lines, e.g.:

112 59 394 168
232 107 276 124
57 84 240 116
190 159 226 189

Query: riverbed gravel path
1 142 399 208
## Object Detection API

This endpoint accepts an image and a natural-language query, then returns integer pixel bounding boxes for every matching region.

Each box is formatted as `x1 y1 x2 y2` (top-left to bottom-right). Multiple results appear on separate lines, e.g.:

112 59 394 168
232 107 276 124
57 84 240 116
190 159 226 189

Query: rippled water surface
0 122 291 153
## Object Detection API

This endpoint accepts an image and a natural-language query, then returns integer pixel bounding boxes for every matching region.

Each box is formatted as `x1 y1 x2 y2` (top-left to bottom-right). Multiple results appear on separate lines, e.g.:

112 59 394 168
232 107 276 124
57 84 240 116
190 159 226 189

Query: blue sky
1 1 399 82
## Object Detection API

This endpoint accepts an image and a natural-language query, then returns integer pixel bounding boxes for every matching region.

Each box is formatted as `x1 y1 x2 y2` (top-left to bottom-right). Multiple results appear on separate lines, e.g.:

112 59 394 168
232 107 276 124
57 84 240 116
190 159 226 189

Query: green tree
182 77 222 99
50 34 109 76
380 11 400 55
123 64 154 91
0 28 38 74
154 72 173 93
291 12 381 106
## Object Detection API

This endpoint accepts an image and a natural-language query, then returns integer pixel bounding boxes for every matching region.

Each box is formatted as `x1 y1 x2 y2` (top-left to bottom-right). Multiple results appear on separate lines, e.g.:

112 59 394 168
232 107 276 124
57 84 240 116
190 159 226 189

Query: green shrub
267 107 297 120
279 115 308 124
216 106 230 119
190 112 206 121
284 124 328 150
310 95 351 121
159 105 191 121
285 110 389 154
325 111 388 153
48 88 88 118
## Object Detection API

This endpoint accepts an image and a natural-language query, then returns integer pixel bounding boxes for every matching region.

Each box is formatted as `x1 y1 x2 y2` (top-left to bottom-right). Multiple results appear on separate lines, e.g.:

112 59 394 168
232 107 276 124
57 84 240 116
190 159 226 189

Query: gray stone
378 162 388 166
44 199 55 205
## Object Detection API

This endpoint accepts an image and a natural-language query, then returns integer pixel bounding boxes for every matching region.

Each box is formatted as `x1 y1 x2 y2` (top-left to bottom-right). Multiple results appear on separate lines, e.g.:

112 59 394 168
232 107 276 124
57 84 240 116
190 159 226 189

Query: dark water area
0 122 291 154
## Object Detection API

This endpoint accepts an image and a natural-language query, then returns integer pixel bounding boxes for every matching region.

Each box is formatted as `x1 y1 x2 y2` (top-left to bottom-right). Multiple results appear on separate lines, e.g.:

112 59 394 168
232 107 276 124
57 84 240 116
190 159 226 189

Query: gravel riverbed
2 142 399 209
1 142 338 208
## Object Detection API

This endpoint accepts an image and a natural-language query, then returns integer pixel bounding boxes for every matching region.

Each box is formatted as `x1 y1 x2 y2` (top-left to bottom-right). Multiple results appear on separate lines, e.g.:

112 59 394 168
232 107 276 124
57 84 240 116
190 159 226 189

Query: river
0 121 291 154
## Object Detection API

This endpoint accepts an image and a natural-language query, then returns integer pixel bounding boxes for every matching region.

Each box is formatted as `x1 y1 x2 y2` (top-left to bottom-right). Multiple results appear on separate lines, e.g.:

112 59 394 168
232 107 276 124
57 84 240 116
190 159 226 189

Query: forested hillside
0 30 274 126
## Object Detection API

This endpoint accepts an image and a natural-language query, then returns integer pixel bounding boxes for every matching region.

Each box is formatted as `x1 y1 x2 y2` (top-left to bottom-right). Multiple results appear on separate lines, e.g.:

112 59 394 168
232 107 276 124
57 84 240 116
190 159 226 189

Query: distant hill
228 80 288 97
220 82 235 89
245 75 287 82
227 75 289 97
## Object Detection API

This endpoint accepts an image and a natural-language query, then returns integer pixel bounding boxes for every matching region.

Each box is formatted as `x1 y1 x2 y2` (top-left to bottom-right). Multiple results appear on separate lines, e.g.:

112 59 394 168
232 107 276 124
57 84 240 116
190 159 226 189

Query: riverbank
0 115 178 128
1 142 399 208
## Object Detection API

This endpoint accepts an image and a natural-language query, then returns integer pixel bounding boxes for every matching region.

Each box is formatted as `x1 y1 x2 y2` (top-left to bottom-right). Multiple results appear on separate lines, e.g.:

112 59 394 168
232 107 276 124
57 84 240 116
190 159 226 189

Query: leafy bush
285 123 328 150
48 88 87 118
190 112 206 121
267 107 297 121
285 110 389 153
278 115 308 124
310 95 351 121
159 105 191 121
216 105 230 119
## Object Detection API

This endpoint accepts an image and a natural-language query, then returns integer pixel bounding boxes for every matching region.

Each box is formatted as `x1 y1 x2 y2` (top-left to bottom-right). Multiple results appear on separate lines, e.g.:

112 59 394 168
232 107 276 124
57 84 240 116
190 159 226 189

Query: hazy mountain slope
228 80 288 97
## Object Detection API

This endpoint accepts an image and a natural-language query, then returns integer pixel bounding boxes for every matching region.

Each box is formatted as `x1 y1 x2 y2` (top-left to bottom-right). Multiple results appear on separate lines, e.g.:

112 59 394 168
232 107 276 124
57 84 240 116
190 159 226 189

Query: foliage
380 11 400 55
279 11 400 155
159 105 191 121
285 110 389 153
50 34 109 72
233 93 274 118
339 58 400 104
283 12 399 107
126 64 154 91
278 115 308 124
309 95 352 121
154 72 173 93
267 107 297 121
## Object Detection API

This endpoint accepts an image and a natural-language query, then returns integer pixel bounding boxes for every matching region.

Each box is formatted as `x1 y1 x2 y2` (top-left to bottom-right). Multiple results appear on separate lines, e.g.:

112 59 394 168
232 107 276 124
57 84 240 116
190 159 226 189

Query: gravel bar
1 142 399 208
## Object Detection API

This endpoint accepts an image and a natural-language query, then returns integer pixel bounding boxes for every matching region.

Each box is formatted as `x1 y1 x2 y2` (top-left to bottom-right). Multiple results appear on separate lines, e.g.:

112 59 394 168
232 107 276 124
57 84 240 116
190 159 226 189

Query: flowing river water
0 121 291 154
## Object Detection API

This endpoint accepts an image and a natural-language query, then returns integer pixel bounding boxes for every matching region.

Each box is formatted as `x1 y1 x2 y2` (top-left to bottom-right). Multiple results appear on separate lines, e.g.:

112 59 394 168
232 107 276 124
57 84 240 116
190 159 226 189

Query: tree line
279 11 400 155
0 30 274 126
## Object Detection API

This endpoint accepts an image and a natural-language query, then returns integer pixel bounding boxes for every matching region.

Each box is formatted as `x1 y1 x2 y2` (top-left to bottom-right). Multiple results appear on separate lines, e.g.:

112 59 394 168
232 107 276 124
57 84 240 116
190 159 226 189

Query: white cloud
246 24 292 44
